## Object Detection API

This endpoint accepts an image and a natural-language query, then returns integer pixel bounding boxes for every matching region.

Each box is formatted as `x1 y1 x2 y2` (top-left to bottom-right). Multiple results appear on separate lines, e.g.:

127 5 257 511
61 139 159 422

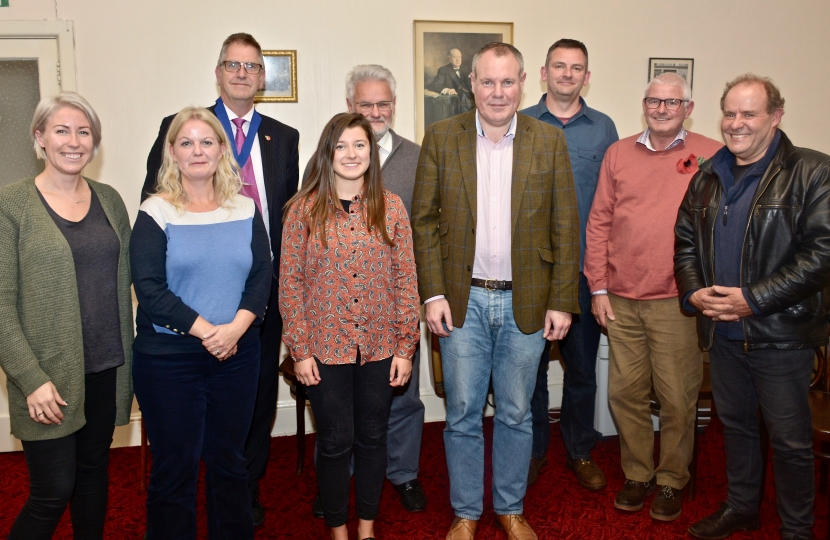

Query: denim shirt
520 95 619 270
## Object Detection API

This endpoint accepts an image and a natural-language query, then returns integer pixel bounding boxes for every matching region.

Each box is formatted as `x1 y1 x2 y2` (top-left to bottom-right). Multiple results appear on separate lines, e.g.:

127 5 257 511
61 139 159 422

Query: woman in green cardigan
0 92 133 539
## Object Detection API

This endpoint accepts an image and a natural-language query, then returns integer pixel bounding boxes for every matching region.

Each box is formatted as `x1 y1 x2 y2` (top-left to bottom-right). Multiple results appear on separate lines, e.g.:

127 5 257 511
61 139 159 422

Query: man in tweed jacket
411 42 579 540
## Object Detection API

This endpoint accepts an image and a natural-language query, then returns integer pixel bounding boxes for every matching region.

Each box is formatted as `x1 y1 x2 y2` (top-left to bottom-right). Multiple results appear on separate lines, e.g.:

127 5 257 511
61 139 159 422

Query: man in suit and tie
412 42 579 540
427 48 472 97
142 32 300 528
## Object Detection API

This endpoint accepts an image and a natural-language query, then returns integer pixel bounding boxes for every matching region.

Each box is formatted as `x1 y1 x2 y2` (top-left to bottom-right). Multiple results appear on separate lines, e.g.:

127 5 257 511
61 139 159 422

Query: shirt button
353 298 358 303
355 323 359 328
353 274 357 278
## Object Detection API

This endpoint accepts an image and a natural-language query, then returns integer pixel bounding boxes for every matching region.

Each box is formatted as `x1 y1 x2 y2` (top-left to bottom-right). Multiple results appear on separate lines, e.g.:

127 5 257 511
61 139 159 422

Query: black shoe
250 489 265 527
613 477 656 512
312 495 324 519
688 503 760 539
393 479 427 512
649 485 683 522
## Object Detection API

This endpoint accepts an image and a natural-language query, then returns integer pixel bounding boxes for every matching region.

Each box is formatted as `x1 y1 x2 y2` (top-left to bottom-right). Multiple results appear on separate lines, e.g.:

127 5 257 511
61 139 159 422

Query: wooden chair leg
295 383 306 476
688 414 699 501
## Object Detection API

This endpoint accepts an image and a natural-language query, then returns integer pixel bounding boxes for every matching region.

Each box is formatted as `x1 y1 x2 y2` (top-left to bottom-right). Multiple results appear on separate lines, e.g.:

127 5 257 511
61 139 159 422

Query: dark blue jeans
710 334 814 539
531 273 601 460
134 337 260 540
9 367 117 540
306 356 395 528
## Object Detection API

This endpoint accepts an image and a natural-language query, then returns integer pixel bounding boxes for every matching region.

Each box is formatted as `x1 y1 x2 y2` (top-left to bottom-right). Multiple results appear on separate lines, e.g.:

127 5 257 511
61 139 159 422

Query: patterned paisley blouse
279 190 420 365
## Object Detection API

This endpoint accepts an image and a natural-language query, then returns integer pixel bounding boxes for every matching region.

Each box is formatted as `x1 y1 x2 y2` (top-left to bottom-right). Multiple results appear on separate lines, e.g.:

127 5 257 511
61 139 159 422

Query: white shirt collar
475 111 518 140
636 128 687 151
222 102 255 123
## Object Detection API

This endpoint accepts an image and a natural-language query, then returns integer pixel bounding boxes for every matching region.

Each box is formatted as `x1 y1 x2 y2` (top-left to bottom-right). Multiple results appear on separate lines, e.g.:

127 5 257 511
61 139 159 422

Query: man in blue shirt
520 38 618 491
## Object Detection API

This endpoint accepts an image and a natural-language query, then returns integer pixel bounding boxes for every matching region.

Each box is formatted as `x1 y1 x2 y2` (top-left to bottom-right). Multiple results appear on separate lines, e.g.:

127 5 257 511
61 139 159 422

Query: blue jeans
531 273 601 460
134 337 260 540
710 334 814 539
441 287 545 519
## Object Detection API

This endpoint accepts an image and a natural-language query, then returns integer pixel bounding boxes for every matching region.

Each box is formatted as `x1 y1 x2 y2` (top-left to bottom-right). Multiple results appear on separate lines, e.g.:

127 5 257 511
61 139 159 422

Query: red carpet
0 417 826 539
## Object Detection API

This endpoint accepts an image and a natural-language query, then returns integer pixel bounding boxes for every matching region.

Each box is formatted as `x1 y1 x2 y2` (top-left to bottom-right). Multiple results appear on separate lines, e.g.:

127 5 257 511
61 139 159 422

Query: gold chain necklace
43 179 87 204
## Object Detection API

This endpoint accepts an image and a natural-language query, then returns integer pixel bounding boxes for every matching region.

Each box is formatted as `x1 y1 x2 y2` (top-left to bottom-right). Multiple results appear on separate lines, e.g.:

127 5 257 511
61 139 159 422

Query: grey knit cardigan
0 177 134 441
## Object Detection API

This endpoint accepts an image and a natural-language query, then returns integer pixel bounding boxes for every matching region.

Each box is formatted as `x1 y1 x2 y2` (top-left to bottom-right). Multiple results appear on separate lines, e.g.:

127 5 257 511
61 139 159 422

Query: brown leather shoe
565 457 607 490
614 477 656 511
650 485 683 521
495 514 538 540
527 456 548 486
446 517 478 540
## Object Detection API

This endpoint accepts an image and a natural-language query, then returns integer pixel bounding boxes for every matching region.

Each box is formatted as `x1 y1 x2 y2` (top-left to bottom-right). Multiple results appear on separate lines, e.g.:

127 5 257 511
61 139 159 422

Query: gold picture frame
414 20 513 142
254 50 297 103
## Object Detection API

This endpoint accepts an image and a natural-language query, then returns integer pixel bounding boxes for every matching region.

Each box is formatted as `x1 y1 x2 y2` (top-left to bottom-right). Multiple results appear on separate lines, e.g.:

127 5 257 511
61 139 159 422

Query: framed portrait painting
254 50 297 103
414 20 513 142
648 57 694 90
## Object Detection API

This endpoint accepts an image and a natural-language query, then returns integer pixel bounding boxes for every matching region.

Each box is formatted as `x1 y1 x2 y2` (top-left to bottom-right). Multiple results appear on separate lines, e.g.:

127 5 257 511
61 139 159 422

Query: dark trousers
9 367 117 540
530 273 602 460
386 348 425 485
245 281 282 494
134 337 260 540
306 356 395 527
710 334 814 538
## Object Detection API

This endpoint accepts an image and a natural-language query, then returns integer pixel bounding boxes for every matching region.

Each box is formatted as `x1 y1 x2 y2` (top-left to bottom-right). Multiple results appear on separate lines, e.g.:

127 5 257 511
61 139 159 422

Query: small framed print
255 50 297 103
648 57 694 89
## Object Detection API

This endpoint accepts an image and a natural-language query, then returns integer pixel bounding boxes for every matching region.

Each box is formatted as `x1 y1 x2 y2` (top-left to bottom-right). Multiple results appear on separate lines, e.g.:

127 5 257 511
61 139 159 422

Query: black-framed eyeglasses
220 61 263 74
353 101 393 113
643 97 688 110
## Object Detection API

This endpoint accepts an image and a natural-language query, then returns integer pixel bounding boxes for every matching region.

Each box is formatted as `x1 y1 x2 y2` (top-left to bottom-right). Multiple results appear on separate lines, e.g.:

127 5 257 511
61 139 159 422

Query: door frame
0 20 76 91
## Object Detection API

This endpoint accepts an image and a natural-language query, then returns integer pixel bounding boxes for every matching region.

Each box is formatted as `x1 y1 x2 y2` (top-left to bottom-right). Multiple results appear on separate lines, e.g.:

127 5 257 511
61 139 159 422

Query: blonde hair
155 107 241 212
30 91 102 160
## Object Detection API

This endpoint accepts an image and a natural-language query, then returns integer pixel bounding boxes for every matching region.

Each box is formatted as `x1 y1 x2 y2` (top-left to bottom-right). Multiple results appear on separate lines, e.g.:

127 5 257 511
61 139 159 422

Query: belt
471 278 512 291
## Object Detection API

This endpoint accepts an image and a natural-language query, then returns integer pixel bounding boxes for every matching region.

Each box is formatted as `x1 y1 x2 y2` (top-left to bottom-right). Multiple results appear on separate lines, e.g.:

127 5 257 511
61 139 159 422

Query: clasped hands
688 285 753 321
425 298 571 341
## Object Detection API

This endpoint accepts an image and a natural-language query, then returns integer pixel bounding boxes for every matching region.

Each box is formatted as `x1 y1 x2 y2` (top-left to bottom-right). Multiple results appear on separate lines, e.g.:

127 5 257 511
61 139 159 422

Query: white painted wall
1 0 828 449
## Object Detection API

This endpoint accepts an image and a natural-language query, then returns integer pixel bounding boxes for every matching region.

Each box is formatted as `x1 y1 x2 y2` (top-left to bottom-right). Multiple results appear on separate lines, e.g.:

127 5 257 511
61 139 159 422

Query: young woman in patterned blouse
280 113 420 540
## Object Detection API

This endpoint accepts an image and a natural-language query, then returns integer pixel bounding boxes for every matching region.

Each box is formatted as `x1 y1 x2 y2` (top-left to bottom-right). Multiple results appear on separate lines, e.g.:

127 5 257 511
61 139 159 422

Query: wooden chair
279 357 308 475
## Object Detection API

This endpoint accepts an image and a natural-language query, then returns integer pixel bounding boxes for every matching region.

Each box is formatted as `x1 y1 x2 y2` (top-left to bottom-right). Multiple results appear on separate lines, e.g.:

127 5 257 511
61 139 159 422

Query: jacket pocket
439 221 449 259
538 247 554 264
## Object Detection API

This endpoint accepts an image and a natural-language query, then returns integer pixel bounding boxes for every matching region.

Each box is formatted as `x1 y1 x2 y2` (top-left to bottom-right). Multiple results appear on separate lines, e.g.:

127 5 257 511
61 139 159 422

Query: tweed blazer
411 111 580 334
0 178 134 441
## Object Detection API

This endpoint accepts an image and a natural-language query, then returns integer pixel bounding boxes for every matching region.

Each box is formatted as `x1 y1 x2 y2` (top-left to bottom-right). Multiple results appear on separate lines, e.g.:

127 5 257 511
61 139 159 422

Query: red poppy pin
677 153 706 174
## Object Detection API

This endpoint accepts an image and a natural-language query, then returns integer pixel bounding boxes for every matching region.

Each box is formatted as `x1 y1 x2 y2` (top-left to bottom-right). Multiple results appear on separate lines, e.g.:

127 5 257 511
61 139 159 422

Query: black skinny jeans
306 355 395 528
9 367 118 540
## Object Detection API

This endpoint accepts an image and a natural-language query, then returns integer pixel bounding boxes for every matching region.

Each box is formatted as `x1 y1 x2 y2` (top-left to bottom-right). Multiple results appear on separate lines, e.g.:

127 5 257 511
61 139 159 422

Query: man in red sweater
584 72 722 522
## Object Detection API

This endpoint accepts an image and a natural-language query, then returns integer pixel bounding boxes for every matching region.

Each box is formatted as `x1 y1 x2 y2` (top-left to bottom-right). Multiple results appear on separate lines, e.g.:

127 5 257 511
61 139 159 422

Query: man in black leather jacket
675 74 830 540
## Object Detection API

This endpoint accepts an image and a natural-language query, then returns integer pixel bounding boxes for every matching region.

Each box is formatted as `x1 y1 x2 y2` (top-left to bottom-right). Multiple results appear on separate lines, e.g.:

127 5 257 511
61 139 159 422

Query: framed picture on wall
414 20 513 142
254 50 297 103
648 57 694 89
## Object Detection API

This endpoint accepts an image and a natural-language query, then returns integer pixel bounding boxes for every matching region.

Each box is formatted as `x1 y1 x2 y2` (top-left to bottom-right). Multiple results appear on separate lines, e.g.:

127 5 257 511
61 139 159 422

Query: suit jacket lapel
511 116 533 237
458 113 478 228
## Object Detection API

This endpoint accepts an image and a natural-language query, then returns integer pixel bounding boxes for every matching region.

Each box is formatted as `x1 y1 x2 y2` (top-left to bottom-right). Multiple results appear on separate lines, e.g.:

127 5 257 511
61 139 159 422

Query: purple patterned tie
231 117 261 213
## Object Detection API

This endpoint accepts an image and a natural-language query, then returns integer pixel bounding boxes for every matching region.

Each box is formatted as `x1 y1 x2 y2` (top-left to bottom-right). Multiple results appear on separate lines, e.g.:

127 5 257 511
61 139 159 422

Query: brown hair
545 39 589 70
720 73 785 114
284 113 392 247
217 33 265 66
471 42 524 77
